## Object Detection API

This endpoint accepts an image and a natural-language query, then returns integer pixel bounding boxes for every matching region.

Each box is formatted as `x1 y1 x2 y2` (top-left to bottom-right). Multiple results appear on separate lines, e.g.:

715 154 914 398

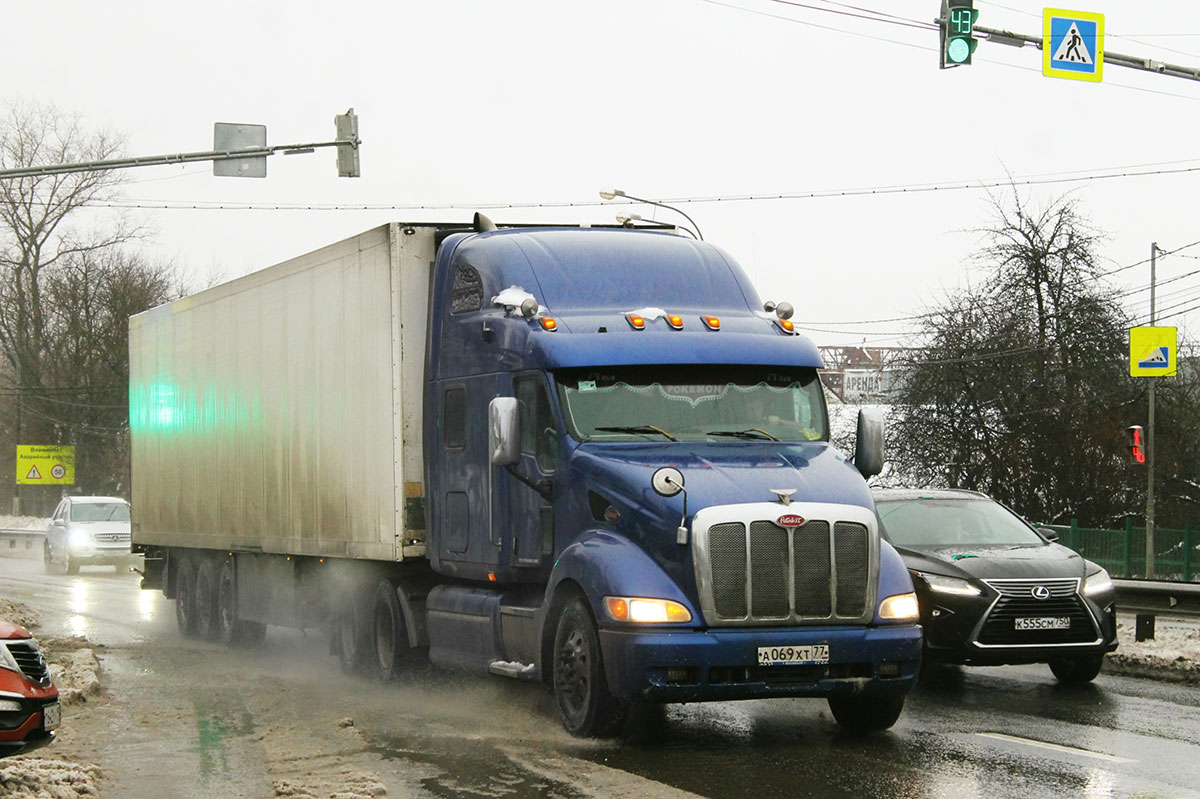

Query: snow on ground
0 516 49 531
0 601 103 798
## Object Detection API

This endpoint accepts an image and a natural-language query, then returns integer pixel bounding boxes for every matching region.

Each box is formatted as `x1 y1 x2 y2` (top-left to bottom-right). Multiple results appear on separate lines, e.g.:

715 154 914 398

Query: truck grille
2 640 51 687
975 578 1100 646
696 506 877 626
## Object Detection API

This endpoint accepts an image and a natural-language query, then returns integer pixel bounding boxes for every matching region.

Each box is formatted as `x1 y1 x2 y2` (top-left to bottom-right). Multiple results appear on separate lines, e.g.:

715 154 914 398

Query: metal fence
1045 519 1198 582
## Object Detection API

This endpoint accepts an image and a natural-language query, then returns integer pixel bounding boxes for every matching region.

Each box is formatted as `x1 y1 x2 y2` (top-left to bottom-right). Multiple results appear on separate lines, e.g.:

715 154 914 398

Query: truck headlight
68 528 91 547
605 597 692 623
916 572 981 596
878 592 920 620
1084 569 1114 596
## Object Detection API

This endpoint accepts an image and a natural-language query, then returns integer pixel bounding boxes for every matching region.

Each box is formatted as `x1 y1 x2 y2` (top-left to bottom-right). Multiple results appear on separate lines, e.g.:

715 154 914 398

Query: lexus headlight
1084 569 1114 596
605 597 692 623
879 592 920 620
916 572 982 597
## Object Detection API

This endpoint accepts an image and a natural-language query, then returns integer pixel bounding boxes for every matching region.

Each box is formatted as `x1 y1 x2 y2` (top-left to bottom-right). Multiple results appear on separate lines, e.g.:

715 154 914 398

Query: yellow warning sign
1129 326 1177 377
15 445 75 485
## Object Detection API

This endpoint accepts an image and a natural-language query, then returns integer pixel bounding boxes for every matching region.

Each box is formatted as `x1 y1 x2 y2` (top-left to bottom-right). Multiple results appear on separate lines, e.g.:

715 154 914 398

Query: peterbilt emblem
1031 585 1051 600
776 514 806 528
771 489 796 506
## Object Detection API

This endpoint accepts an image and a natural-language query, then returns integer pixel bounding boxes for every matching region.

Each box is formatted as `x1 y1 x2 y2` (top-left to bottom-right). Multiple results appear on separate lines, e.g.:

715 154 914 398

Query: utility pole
1146 243 1158 578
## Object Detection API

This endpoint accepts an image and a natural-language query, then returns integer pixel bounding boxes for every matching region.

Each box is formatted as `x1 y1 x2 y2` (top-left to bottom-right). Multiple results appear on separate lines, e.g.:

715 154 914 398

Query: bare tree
0 101 175 511
887 191 1147 527
0 100 142 395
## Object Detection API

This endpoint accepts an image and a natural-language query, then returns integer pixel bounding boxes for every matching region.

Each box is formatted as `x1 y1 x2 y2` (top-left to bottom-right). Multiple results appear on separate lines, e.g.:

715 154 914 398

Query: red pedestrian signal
1127 425 1145 464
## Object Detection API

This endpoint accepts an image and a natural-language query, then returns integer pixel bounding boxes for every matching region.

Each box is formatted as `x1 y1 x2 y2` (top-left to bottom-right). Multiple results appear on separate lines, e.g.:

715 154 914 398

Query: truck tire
336 589 369 675
193 559 220 640
552 597 628 738
63 548 79 575
827 694 905 732
216 560 267 647
372 579 412 681
1049 653 1104 684
175 559 198 637
43 542 54 575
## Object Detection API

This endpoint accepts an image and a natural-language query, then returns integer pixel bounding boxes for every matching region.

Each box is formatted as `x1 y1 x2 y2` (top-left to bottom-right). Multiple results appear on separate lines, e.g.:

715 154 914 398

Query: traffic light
1127 425 1146 464
335 109 360 178
940 0 979 68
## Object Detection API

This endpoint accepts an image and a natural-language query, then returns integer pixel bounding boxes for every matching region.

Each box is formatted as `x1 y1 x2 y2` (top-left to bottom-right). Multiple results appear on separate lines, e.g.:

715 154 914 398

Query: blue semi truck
129 217 922 736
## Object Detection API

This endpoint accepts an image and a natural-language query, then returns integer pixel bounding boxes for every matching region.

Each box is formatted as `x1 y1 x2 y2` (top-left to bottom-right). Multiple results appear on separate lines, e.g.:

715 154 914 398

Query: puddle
370 732 586 799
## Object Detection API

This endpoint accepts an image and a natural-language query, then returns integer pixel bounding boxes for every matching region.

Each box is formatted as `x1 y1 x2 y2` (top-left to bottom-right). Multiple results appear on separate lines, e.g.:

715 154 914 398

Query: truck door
499 374 559 569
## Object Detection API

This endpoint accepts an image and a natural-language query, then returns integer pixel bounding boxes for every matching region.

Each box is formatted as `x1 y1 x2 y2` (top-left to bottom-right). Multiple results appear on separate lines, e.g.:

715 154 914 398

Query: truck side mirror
854 408 884 479
489 397 520 466
1036 525 1060 543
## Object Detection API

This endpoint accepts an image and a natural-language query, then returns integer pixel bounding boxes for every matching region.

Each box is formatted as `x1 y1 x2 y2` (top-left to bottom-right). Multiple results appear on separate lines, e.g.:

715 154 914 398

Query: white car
44 496 136 574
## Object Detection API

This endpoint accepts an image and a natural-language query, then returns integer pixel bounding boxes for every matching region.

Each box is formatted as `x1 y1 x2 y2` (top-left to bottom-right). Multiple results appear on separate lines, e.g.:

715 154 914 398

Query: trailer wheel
194 559 220 640
1049 653 1104 684
372 579 411 681
216 560 266 647
552 597 627 738
175 559 198 637
827 694 905 732
335 589 369 675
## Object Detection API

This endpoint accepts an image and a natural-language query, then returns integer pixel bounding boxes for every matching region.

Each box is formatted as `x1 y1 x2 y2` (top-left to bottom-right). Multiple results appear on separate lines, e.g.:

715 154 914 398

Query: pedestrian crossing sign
1043 8 1104 82
1129 326 1177 377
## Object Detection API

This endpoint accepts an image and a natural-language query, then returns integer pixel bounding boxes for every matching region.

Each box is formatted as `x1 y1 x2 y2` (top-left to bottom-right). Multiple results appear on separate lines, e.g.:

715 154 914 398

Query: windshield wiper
706 428 780 441
594 425 679 442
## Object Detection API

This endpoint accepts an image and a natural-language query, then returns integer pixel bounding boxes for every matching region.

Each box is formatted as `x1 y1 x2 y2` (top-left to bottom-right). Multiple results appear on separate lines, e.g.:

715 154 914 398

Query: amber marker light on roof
540 317 558 331
626 313 646 330
666 314 684 330
702 315 721 330
777 318 796 334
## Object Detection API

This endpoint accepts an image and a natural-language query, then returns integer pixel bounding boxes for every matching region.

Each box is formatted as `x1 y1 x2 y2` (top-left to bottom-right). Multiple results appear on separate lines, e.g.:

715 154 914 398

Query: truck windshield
556 365 827 443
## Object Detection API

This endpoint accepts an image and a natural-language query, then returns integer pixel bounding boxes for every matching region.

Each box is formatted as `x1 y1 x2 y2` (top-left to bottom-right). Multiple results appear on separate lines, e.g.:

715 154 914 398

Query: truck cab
422 224 921 735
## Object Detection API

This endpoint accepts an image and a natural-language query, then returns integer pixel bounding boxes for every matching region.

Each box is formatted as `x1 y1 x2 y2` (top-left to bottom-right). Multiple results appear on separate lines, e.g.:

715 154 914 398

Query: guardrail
1114 578 1200 618
0 527 44 556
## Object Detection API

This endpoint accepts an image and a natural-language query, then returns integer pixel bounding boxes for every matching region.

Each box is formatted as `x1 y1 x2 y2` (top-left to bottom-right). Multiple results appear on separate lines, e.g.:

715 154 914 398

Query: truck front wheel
552 597 627 738
827 694 905 732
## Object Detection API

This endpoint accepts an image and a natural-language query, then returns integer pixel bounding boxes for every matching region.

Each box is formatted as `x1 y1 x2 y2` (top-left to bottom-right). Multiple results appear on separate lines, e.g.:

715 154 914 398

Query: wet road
3 555 1199 799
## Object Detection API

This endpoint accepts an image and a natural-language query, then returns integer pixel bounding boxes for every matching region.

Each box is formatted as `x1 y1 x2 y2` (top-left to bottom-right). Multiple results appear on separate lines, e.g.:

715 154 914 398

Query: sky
6 0 1200 348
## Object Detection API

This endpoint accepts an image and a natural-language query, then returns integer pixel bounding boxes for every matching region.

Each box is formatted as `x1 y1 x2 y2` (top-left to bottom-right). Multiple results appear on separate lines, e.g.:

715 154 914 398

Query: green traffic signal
941 1 978 67
947 37 971 63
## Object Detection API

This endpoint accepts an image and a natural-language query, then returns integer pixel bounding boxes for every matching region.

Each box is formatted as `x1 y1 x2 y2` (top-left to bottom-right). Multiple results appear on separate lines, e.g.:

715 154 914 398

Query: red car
0 619 59 756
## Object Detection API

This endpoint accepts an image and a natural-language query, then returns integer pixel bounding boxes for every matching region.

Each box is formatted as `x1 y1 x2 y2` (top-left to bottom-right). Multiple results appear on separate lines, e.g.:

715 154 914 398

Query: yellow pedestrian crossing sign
15 445 76 485
1044 8 1104 82
1129 326 1177 377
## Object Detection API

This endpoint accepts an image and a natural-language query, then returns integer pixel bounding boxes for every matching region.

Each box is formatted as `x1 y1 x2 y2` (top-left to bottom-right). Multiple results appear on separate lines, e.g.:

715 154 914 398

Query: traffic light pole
1146 243 1158 579
954 22 1200 82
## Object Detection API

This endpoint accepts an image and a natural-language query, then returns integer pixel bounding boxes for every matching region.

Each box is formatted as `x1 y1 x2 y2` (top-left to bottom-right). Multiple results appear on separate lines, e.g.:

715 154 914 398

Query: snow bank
1107 614 1200 684
0 516 49 532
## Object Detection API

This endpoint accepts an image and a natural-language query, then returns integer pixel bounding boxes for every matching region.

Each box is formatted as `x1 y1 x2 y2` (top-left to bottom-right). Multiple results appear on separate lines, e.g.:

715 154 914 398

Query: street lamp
614 212 700 241
599 188 704 241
